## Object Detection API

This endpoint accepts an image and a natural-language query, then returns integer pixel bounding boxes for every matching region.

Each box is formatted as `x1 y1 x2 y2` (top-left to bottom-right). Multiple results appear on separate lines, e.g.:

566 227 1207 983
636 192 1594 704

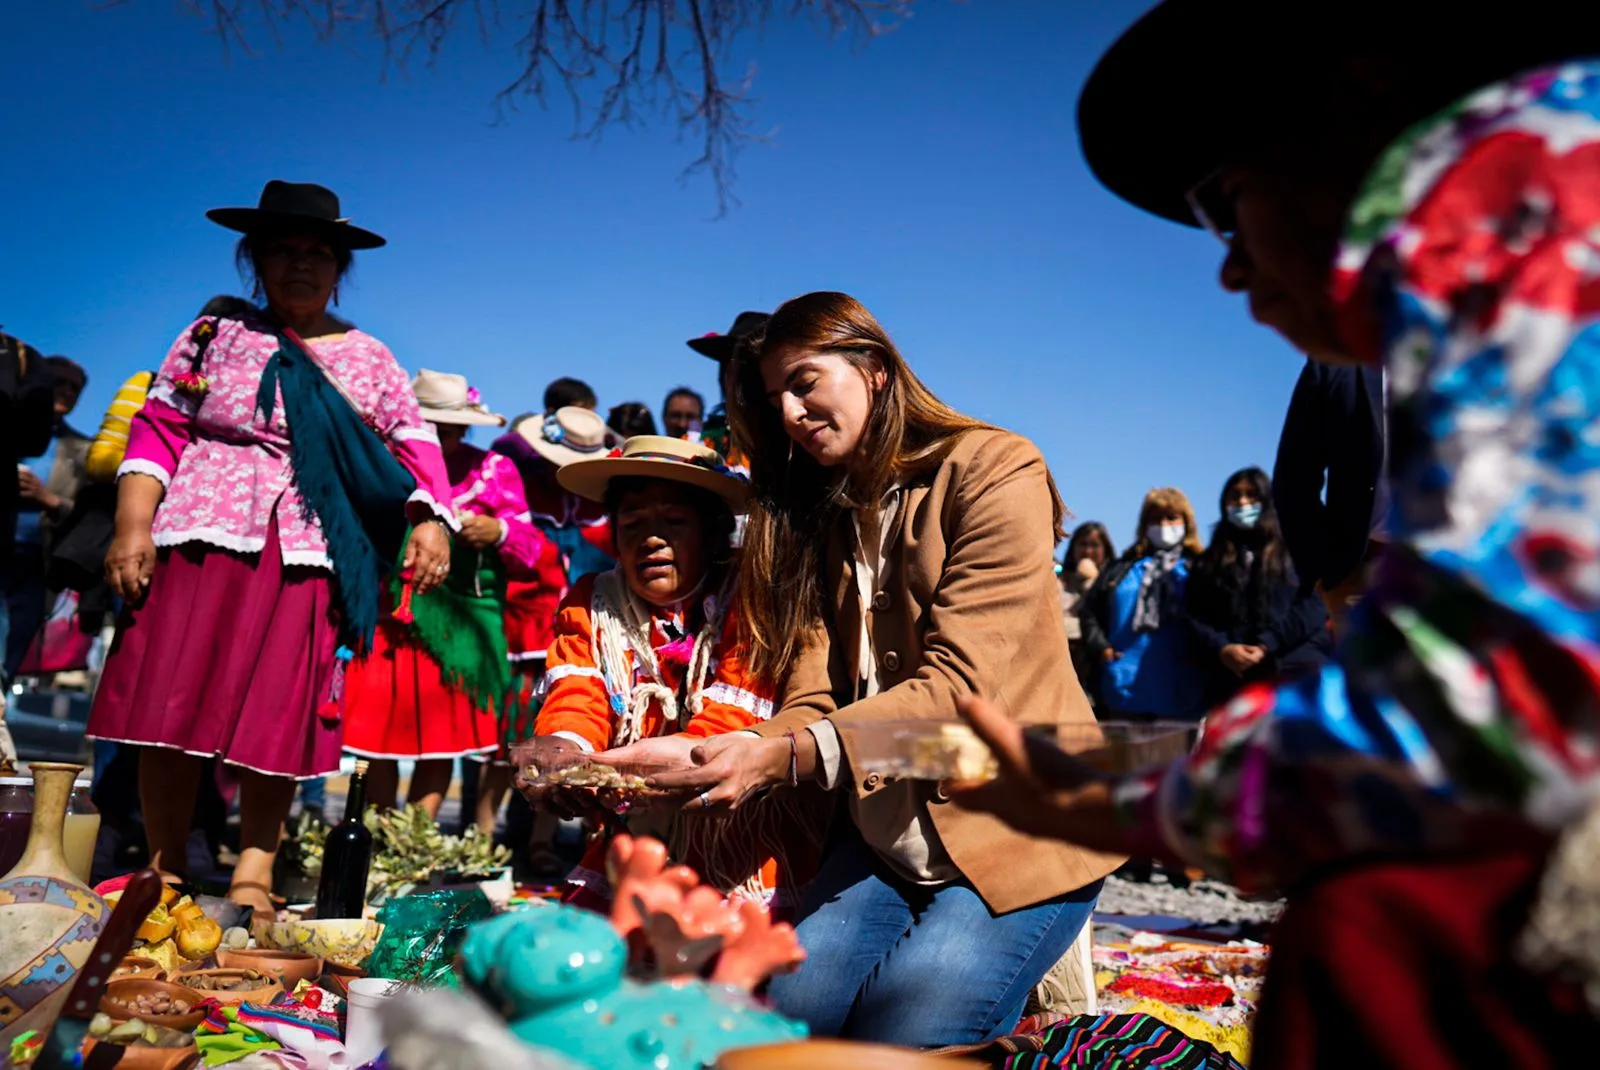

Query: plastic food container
847 719 1200 783
0 773 100 882
1036 720 1200 773
519 747 667 795
848 721 1001 782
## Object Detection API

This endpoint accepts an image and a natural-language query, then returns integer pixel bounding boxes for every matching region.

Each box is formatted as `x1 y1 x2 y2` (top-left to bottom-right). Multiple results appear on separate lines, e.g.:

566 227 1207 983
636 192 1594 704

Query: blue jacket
1078 553 1205 720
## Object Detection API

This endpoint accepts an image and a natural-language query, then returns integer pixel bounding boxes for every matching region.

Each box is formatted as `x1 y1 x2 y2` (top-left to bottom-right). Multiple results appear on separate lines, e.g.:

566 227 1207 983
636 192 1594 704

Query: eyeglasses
1185 169 1237 246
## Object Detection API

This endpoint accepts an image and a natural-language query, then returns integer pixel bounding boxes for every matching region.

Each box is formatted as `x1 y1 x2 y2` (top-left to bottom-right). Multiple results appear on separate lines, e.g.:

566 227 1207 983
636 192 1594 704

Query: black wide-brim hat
687 310 769 362
207 180 386 250
1078 0 1598 226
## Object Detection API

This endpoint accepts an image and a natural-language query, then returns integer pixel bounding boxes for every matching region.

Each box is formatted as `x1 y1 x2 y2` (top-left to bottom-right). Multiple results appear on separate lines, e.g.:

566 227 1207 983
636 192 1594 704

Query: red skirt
341 616 501 760
88 523 342 780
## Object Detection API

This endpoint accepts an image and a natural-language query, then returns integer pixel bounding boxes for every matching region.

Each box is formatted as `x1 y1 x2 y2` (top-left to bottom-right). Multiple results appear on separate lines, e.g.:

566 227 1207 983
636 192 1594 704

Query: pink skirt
88 523 343 779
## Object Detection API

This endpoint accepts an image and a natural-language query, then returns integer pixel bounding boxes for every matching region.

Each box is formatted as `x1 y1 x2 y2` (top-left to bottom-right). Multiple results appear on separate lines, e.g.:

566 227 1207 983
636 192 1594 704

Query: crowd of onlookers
4 304 1346 894
1060 468 1334 724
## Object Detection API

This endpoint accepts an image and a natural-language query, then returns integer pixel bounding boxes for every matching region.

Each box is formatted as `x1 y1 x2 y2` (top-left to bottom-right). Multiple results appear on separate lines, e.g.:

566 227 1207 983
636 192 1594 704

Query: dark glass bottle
315 760 372 920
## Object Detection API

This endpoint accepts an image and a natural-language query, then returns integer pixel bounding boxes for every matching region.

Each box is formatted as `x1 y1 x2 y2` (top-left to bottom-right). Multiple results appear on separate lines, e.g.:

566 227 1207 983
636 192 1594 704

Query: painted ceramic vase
0 763 109 1048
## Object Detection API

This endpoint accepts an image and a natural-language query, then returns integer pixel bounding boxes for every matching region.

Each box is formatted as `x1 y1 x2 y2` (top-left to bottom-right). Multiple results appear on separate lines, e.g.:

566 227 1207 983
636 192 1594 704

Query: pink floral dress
88 316 453 779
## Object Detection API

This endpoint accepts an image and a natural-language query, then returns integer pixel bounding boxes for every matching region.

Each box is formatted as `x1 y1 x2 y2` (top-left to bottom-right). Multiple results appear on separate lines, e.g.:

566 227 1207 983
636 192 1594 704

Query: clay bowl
716 1041 982 1069
170 967 284 1006
215 947 323 988
80 1038 201 1070
111 956 167 983
99 979 207 1031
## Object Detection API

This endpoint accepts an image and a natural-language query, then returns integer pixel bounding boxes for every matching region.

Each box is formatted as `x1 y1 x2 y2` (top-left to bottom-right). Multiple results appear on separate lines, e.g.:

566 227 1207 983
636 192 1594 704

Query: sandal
227 879 277 928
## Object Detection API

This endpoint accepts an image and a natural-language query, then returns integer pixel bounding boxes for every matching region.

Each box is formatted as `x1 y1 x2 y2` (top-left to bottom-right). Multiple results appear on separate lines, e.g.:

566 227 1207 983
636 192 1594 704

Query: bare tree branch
154 0 916 214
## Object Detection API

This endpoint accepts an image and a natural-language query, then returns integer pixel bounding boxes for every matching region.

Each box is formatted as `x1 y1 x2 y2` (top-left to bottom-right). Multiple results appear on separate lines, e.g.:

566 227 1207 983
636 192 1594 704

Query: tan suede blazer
751 428 1123 914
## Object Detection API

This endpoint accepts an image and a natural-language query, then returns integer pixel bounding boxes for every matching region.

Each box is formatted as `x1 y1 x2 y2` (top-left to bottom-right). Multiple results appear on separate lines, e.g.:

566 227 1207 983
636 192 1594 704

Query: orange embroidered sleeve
682 602 776 738
533 575 614 752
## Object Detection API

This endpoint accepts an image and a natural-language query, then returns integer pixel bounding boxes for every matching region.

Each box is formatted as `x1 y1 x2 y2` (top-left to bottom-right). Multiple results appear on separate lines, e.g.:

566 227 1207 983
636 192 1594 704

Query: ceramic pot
170 968 284 1006
80 1037 201 1070
99 979 208 1031
215 948 323 989
111 957 168 983
715 1041 984 1069
0 763 109 1048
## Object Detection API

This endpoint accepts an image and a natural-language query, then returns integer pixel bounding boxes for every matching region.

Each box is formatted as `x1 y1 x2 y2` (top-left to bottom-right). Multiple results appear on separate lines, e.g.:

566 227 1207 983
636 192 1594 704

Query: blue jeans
768 828 1100 1048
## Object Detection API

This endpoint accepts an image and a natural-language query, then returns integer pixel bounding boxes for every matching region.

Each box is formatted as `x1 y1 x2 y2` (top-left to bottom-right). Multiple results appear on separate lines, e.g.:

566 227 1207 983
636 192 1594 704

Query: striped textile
939 1012 1247 1069
85 370 153 482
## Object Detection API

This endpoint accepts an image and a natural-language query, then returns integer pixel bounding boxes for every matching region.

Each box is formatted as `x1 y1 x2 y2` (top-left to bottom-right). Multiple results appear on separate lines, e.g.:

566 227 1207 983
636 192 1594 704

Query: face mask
1146 523 1186 550
1226 503 1262 529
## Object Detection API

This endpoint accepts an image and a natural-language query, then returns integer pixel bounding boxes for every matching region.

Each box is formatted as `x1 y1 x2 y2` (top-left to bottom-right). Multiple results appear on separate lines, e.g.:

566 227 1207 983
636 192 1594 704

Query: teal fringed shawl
256 331 415 654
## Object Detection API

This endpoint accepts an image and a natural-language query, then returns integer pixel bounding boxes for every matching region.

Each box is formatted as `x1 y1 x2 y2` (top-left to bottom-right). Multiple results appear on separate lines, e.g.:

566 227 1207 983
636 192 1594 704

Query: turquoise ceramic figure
457 907 805 1069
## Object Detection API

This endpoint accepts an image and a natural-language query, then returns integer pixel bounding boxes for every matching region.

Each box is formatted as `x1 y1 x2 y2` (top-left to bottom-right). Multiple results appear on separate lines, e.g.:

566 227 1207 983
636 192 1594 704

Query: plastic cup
343 977 399 1066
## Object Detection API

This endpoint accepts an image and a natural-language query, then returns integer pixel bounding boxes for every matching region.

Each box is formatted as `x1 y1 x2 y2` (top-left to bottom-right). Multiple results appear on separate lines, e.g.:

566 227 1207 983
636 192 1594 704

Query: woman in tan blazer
643 291 1122 1048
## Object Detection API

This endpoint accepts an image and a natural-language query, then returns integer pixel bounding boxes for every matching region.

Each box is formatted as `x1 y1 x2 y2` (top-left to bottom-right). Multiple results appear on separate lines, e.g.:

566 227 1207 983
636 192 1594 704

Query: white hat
515 406 612 468
558 435 749 510
412 369 505 427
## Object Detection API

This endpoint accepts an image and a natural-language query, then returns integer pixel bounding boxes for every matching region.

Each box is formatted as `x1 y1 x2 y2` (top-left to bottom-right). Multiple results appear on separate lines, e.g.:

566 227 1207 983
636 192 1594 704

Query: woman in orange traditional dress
512 436 816 913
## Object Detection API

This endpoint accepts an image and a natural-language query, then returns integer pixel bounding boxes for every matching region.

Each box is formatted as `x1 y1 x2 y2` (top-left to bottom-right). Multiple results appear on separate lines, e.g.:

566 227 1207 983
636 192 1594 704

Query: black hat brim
1078 1 1600 227
206 207 387 250
686 335 736 361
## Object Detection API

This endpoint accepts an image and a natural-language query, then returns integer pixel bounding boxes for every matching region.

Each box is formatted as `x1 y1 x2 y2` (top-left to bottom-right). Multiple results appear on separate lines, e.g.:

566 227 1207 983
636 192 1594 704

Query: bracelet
785 730 799 788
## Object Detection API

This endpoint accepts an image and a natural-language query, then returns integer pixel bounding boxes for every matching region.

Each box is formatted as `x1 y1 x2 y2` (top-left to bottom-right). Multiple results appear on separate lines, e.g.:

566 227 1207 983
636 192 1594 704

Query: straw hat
515 406 612 468
558 435 749 510
411 369 505 427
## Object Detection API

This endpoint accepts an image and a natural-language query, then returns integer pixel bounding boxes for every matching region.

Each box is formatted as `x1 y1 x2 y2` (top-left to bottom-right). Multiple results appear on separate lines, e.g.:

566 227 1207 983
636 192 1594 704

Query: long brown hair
1127 486 1205 560
728 291 1061 682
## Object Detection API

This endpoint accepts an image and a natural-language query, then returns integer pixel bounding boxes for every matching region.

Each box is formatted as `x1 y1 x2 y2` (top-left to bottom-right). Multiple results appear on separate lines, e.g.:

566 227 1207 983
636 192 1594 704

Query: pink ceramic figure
710 898 805 992
602 836 804 991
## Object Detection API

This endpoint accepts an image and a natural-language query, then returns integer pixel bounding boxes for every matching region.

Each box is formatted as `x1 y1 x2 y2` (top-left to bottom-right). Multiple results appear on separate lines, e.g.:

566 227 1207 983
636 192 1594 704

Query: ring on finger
697 792 712 809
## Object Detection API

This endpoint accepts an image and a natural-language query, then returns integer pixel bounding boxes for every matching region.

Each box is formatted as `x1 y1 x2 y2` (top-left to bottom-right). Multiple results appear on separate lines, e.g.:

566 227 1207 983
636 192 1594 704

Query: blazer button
872 590 891 611
864 773 883 791
883 650 901 672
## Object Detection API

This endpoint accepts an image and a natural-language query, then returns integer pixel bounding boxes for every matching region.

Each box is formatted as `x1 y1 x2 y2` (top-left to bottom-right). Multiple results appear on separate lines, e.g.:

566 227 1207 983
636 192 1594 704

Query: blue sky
1 0 1305 547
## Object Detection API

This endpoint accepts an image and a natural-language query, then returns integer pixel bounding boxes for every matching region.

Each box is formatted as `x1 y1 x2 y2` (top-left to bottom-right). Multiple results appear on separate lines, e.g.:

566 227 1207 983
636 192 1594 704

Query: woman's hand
950 696 1135 855
511 736 604 818
647 734 790 811
457 513 502 551
592 734 701 774
106 473 164 605
1220 643 1265 677
105 528 158 604
403 519 451 595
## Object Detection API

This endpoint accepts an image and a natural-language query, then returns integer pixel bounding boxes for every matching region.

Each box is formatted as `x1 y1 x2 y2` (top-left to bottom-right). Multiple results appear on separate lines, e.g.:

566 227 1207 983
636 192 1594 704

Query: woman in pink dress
342 370 544 817
91 181 455 915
